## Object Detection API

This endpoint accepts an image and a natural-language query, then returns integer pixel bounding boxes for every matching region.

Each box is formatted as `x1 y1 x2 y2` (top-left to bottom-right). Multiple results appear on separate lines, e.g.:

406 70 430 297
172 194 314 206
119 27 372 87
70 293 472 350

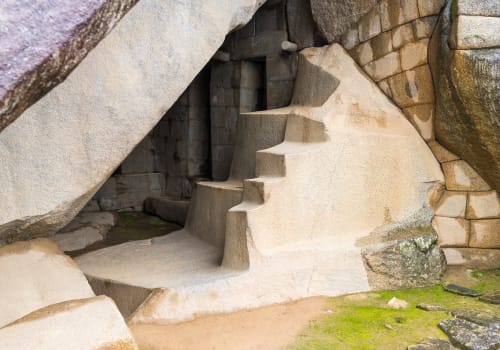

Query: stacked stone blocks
344 0 443 141
341 0 499 264
431 141 500 250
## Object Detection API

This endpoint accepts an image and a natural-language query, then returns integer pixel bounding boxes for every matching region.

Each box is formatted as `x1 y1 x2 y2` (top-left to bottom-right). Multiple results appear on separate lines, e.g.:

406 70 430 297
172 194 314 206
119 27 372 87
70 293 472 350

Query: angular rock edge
0 0 139 132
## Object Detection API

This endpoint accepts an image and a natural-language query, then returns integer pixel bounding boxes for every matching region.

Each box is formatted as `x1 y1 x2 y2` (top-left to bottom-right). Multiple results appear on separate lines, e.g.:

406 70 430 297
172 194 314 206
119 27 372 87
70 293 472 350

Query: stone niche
81 0 313 214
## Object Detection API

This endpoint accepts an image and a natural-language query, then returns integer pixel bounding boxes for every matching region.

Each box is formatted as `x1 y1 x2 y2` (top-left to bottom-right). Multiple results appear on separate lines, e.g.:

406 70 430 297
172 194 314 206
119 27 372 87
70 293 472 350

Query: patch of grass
289 269 500 350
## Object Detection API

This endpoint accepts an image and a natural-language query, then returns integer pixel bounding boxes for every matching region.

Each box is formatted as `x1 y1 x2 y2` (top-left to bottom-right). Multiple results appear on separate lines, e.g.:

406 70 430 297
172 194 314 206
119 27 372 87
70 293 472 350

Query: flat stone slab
0 0 138 131
450 309 500 330
480 291 500 305
416 303 448 312
443 284 482 297
0 296 138 350
51 211 117 252
439 318 500 350
408 338 452 350
52 227 104 252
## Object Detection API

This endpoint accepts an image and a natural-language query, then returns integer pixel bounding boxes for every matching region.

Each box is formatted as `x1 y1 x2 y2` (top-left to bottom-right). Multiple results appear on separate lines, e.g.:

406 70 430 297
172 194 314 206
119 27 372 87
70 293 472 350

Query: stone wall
210 61 264 180
84 70 211 211
339 0 500 261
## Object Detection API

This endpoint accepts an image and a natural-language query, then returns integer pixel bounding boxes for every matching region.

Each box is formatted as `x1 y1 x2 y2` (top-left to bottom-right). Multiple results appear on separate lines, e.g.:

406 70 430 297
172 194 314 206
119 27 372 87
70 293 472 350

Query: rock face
430 0 500 192
0 296 138 350
0 239 95 328
0 0 265 244
310 0 378 42
0 0 139 132
362 235 446 290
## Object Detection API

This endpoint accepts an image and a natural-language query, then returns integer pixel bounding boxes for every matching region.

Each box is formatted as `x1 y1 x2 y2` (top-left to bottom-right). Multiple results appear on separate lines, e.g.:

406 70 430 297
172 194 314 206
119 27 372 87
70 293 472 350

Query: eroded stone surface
450 309 500 330
439 318 500 350
444 284 482 297
0 0 139 132
430 1 500 192
0 296 138 350
480 292 500 305
310 0 378 42
362 235 446 290
408 338 452 350
417 303 448 312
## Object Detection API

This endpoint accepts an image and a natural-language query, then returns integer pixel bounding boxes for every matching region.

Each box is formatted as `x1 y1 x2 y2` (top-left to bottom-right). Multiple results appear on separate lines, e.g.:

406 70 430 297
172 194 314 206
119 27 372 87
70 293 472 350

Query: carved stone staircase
76 44 444 324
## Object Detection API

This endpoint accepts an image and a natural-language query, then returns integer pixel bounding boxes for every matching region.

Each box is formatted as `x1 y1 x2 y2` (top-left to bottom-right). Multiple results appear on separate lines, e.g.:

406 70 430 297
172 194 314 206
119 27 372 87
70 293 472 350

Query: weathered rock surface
439 318 500 350
52 227 104 252
0 0 265 244
444 284 482 297
0 0 139 132
417 303 448 312
430 1 500 192
0 239 95 328
480 292 500 305
408 338 452 350
450 309 500 330
310 0 378 42
362 235 446 290
51 211 117 252
0 296 138 350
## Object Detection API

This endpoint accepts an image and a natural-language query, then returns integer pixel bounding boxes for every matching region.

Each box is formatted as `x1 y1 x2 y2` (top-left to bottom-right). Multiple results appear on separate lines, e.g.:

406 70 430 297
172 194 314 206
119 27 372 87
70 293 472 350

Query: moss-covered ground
289 269 500 350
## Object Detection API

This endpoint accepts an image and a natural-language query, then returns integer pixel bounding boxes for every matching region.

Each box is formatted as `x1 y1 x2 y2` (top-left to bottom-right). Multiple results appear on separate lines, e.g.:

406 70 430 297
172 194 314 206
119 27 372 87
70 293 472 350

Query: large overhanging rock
310 0 378 42
430 0 500 192
0 0 266 244
0 0 139 132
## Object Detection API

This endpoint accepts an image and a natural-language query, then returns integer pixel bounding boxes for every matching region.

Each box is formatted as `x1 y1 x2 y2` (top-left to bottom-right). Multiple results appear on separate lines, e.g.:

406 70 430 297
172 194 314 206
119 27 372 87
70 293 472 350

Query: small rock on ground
443 284 482 297
387 297 409 309
417 303 448 312
439 318 500 350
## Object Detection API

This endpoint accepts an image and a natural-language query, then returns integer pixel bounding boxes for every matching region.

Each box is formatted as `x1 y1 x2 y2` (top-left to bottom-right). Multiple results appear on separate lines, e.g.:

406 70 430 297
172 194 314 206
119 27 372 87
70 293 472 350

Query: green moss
289 269 500 350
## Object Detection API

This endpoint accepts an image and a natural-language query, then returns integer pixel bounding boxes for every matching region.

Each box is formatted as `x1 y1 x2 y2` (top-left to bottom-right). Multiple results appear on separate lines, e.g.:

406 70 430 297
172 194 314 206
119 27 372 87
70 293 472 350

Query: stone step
144 196 190 226
229 110 288 180
186 180 243 250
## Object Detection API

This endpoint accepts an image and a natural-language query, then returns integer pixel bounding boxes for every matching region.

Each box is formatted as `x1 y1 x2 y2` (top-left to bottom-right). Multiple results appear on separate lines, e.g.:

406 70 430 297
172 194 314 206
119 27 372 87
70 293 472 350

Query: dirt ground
130 297 328 350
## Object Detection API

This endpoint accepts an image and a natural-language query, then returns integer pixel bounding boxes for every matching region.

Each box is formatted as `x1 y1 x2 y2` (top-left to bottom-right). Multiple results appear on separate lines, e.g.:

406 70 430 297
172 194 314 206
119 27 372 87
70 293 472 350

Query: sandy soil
130 297 327 350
